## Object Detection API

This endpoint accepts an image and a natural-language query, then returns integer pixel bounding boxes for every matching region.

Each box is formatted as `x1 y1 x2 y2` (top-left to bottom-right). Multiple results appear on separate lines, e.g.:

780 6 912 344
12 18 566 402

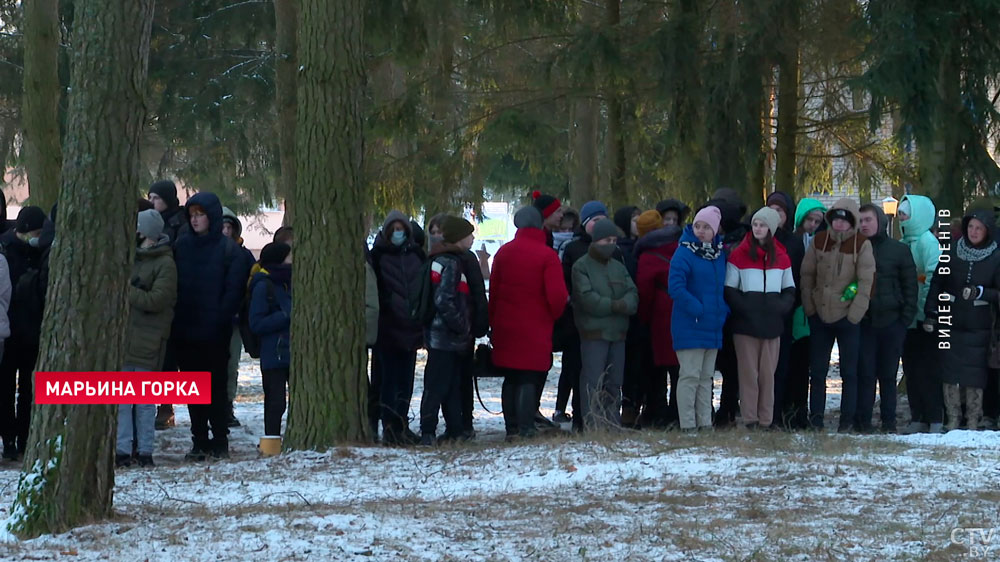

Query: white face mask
27 237 40 248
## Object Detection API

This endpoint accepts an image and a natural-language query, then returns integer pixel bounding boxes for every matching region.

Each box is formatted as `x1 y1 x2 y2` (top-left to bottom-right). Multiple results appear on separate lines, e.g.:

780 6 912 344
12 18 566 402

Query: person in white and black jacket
723 207 795 429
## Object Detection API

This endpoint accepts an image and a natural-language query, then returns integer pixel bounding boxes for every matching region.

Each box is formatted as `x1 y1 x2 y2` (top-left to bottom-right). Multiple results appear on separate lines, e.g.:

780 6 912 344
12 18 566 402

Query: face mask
27 237 40 248
391 231 406 246
592 243 616 259
428 234 444 249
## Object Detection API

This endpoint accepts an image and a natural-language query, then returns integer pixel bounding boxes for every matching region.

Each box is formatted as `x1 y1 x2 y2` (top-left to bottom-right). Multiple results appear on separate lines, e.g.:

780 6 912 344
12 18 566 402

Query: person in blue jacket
669 205 729 433
172 191 252 461
249 242 293 437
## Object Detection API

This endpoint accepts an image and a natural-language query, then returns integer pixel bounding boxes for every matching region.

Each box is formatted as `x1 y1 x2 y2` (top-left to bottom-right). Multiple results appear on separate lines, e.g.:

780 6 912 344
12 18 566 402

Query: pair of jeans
419 349 464 436
116 366 155 456
579 339 626 430
262 368 290 436
0 338 36 451
808 316 861 429
858 321 906 430
175 339 231 450
374 346 417 435
901 328 942 424
677 348 718 430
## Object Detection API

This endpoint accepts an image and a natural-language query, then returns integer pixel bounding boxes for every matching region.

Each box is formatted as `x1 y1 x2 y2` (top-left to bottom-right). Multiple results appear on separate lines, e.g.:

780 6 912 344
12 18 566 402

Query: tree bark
22 0 63 211
274 0 298 226
569 97 599 207
7 0 154 539
285 0 367 449
774 0 799 199
918 47 963 217
605 0 626 209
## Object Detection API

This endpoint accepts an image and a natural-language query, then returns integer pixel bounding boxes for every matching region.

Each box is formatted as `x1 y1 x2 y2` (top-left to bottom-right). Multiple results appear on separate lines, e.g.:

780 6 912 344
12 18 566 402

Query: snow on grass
0 351 995 560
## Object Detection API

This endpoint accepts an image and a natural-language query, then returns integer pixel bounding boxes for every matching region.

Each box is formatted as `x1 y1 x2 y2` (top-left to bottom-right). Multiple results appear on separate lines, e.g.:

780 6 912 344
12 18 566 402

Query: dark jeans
621 329 646 418
714 326 740 426
261 368 289 436
984 369 999 421
462 350 475 433
175 340 231 450
374 346 417 434
502 369 546 436
858 321 906 430
901 328 942 424
556 332 581 413
773 318 793 425
808 316 861 429
784 336 811 428
419 349 464 436
0 339 37 451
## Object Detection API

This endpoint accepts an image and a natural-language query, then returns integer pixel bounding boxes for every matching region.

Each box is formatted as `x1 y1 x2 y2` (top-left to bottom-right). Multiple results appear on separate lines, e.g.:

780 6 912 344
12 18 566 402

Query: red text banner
35 372 211 404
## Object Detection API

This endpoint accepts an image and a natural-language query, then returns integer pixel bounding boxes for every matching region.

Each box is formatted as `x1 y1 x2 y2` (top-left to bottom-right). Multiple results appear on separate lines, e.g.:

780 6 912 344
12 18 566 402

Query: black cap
149 180 180 209
260 242 291 267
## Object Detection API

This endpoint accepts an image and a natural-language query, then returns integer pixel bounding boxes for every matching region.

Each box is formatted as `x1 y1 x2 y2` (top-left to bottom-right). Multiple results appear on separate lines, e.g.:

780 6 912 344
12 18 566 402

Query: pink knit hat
693 205 722 235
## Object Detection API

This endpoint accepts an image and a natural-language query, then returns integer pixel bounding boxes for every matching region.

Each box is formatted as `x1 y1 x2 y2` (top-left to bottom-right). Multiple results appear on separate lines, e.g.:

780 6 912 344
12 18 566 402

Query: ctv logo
951 527 998 559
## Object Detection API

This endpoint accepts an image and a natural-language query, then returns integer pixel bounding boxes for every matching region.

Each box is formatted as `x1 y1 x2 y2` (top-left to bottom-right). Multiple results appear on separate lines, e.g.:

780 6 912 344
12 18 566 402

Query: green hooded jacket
898 194 941 326
791 197 827 340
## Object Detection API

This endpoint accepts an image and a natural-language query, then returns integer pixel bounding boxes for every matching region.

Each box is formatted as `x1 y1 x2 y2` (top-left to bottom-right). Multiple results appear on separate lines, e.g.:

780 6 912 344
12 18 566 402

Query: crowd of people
371 188 1000 443
1 182 998 464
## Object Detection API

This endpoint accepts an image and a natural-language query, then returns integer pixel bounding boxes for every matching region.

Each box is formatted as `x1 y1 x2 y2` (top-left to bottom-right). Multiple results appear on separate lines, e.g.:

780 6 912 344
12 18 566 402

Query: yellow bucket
259 435 282 456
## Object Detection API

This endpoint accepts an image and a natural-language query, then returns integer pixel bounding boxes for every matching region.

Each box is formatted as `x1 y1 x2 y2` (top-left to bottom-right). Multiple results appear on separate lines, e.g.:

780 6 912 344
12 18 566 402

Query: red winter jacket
489 227 569 372
635 226 683 367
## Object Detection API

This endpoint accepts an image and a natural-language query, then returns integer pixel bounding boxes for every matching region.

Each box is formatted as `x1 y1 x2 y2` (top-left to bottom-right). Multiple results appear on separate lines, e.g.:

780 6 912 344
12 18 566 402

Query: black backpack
408 258 437 326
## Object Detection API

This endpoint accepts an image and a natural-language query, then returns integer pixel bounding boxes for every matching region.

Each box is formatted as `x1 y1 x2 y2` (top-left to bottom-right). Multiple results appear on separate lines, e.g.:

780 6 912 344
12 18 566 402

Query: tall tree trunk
7 0 154 539
774 0 799 199
918 48 963 217
274 0 298 226
569 97 599 207
22 0 63 211
605 0 626 209
285 0 367 448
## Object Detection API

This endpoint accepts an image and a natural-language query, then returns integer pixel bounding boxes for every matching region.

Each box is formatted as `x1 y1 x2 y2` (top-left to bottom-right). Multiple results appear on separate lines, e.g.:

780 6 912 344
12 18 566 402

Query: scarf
681 240 722 261
957 237 997 263
265 263 293 289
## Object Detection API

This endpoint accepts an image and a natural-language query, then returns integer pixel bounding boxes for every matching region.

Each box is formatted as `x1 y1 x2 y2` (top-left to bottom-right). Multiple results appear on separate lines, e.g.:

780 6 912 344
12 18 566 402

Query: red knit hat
531 190 561 219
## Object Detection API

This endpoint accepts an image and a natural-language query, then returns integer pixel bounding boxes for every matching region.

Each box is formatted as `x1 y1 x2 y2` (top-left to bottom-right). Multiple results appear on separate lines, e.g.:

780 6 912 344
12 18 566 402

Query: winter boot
943 384 963 432
136 454 155 468
621 406 639 429
517 384 539 439
155 404 175 430
115 454 133 468
899 421 929 435
185 437 210 462
227 402 241 428
2 440 17 461
966 387 984 431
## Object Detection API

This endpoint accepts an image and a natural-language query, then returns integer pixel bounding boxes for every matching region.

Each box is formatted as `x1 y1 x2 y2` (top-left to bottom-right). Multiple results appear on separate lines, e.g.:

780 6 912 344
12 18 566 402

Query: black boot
185 438 210 462
518 384 539 438
155 404 175 430
210 437 230 460
2 441 17 461
115 454 133 468
501 377 518 437
227 402 241 428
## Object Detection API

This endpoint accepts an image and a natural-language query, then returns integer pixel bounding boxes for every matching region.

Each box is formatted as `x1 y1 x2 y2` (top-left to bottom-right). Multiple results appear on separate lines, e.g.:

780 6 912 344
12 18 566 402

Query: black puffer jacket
371 210 426 351
926 209 1000 387
614 206 639 278
425 246 472 353
865 206 918 329
458 250 489 339
160 205 187 246
768 190 806 297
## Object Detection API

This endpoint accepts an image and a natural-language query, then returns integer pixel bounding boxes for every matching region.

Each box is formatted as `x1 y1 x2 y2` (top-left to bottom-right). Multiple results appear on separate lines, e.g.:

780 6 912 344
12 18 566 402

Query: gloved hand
961 285 983 301
922 320 934 333
611 299 628 314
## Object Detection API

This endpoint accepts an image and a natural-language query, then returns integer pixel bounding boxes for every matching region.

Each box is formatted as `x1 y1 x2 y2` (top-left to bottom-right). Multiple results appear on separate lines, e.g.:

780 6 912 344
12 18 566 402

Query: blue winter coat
668 226 729 350
248 270 292 370
171 192 252 344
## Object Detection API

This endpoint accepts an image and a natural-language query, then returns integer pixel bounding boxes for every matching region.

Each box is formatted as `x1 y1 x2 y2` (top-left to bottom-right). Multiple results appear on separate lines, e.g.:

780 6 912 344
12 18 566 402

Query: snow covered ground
0 349 998 561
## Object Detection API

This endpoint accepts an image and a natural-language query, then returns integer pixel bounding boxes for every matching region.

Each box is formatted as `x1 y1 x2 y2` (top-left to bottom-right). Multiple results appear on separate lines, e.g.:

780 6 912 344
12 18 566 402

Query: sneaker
928 422 945 434
899 421 929 435
837 424 855 434
419 433 435 447
136 455 155 468
184 447 208 462
115 454 133 468
880 424 897 434
552 411 572 425
743 422 760 431
681 427 698 436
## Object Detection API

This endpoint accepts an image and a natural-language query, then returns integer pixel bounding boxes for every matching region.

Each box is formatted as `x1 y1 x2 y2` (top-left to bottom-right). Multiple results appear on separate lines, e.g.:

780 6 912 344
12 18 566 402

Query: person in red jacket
634 210 684 428
490 206 569 439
